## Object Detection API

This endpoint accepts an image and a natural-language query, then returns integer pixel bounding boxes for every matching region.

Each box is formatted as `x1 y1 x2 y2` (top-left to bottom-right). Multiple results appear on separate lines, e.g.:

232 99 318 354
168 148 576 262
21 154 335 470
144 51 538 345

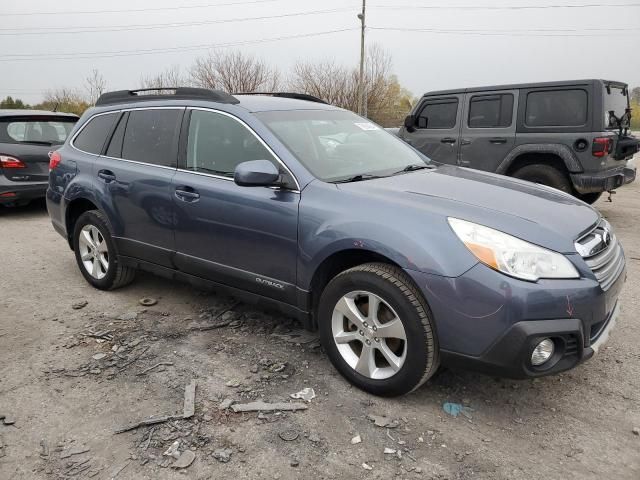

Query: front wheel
318 263 438 396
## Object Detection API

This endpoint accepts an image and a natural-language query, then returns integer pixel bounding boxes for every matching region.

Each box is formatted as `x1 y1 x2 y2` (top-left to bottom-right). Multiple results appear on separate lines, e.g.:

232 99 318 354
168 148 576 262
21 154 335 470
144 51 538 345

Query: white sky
2 0 639 104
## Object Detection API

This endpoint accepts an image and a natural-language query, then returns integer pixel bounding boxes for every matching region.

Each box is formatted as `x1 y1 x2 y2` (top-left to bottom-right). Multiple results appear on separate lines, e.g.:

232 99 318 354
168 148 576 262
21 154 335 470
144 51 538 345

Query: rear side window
525 89 587 127
468 94 514 128
417 99 458 129
105 113 127 158
73 113 118 154
1 118 76 145
121 109 182 167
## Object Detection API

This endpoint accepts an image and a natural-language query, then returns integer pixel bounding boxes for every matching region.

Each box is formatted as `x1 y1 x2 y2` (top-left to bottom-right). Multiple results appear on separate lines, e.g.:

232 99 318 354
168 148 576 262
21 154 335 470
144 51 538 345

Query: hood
337 165 600 254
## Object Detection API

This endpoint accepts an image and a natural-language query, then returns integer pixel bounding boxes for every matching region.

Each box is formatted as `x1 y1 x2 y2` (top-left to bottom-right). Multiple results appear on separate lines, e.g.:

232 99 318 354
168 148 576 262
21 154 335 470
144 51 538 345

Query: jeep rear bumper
571 166 636 193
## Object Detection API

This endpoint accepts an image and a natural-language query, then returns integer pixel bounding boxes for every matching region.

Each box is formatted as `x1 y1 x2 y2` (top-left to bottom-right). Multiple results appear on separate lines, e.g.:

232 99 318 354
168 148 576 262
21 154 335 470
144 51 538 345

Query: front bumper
0 180 48 204
571 166 636 194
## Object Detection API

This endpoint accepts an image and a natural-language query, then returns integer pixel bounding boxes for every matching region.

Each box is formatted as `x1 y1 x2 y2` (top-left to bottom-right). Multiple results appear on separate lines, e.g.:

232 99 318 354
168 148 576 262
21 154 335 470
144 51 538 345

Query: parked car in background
0 110 78 207
398 79 638 203
48 88 625 396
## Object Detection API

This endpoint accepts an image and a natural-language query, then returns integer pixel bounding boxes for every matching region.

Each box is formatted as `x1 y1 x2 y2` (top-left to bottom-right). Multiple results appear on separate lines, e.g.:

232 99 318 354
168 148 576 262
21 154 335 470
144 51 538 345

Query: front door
404 94 463 165
459 90 518 171
172 108 300 305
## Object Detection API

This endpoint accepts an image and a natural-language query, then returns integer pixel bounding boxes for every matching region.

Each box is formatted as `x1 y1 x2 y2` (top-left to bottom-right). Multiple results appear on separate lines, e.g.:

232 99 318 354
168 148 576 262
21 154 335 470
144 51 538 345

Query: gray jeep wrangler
397 79 638 203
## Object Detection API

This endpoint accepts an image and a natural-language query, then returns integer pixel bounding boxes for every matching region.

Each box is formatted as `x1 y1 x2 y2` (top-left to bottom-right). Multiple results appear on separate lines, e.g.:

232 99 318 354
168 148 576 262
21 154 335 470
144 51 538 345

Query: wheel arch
65 197 100 249
498 144 583 176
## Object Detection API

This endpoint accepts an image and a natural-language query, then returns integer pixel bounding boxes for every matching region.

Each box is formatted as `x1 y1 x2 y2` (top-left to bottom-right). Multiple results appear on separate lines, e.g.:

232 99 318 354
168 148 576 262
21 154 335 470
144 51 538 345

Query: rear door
459 90 517 171
91 107 183 267
0 115 77 182
404 95 462 165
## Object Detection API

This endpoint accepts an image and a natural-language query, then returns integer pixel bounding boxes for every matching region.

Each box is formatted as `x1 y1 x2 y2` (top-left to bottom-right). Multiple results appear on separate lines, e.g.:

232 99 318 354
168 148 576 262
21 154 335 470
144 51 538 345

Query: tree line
1 46 414 127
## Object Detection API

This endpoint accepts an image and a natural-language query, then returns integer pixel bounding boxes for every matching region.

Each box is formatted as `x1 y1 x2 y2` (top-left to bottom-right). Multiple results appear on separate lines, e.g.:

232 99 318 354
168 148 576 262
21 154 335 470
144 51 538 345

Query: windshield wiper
333 173 384 183
392 164 431 175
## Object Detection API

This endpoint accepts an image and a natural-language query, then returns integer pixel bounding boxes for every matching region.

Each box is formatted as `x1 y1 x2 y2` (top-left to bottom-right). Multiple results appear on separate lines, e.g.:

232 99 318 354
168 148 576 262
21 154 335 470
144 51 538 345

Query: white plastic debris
362 462 373 470
163 441 181 459
383 447 396 454
290 387 316 402
351 435 362 445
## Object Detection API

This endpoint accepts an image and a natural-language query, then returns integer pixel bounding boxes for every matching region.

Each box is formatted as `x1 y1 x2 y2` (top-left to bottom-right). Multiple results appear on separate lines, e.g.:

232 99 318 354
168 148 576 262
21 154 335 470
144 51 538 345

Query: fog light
531 338 555 366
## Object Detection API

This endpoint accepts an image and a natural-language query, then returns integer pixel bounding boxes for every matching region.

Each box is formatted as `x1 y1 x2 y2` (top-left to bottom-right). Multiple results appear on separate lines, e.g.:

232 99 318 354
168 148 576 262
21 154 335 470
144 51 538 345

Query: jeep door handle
489 137 507 144
175 187 200 202
97 170 116 182
440 137 457 144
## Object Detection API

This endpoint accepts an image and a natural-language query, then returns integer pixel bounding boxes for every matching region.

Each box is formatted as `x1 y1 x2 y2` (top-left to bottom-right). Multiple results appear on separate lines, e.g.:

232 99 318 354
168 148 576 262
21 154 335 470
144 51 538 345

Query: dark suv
398 79 638 204
1 110 78 206
47 88 626 396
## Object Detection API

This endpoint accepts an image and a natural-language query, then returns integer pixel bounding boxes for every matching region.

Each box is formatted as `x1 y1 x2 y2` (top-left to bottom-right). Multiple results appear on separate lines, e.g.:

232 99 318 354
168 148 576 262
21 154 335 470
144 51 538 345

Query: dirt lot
1 181 639 480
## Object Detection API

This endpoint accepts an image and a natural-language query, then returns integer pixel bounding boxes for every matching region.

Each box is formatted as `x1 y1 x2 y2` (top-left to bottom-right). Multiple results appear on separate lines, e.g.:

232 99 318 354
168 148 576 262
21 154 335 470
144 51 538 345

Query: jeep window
121 109 181 167
603 85 630 129
525 89 588 127
73 113 118 154
416 99 458 129
2 118 76 146
186 110 277 178
256 109 429 182
468 94 514 128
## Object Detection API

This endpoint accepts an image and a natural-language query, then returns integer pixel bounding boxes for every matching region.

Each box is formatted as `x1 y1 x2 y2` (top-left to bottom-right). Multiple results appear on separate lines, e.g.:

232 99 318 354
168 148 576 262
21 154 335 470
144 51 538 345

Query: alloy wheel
78 224 109 280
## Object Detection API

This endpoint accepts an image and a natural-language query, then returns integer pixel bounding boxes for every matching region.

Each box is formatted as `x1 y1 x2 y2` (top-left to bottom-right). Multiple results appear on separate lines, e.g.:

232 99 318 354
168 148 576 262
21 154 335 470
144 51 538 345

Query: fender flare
496 144 583 175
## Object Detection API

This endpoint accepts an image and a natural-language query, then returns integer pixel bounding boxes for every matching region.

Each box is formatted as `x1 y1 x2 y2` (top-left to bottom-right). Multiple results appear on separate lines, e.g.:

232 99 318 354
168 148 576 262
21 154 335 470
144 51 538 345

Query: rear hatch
0 114 78 182
602 81 639 160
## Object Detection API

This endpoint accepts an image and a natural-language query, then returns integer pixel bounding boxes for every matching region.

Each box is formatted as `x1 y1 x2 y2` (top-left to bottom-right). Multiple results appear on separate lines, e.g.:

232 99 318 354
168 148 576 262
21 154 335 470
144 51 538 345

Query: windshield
0 118 77 145
255 109 429 182
603 85 630 129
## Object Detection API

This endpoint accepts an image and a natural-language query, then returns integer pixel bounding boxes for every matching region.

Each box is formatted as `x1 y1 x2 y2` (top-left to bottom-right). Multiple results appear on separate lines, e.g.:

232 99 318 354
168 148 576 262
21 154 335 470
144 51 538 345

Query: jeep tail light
0 155 26 168
592 137 612 157
49 151 62 170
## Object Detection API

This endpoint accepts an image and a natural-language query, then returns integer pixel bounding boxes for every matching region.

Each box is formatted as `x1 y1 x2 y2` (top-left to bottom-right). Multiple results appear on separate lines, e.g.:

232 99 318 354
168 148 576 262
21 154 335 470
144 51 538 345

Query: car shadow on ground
0 198 48 218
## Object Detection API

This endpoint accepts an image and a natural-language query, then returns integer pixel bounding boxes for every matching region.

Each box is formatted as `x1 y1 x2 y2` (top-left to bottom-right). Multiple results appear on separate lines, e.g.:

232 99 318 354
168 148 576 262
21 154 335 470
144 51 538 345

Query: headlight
448 218 579 281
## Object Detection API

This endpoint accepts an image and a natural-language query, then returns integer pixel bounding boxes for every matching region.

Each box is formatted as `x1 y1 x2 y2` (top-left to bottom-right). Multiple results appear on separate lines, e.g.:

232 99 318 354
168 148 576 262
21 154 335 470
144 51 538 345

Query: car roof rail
95 87 240 106
234 92 327 104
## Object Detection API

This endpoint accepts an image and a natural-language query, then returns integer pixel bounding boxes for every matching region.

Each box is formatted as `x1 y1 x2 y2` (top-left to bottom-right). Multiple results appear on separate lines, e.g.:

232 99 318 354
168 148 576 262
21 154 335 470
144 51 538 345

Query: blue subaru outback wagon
47 88 626 396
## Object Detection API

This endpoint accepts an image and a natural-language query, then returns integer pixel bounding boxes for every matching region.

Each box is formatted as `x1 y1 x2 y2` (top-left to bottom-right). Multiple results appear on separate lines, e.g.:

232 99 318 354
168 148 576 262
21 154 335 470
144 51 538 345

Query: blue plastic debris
443 402 473 419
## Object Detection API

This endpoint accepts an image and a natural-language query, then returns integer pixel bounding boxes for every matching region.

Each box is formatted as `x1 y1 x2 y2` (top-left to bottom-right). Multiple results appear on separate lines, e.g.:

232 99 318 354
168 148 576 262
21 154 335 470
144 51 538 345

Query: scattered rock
351 435 362 445
1 415 15 426
308 433 321 443
219 398 235 410
212 448 232 463
290 458 299 467
633 427 640 436
172 450 196 469
92 353 107 360
139 297 158 307
89 368 101 375
290 388 316 402
183 380 196 419
279 430 299 442
249 365 259 374
231 401 307 413
60 446 90 459
226 379 241 388
362 462 373 470
383 447 396 454
367 414 399 428
163 441 181 459
72 300 88 310
118 312 138 321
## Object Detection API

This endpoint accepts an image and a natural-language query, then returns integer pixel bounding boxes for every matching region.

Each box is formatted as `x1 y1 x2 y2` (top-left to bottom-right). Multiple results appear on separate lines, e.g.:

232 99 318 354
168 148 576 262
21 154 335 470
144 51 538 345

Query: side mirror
404 115 416 132
234 160 280 187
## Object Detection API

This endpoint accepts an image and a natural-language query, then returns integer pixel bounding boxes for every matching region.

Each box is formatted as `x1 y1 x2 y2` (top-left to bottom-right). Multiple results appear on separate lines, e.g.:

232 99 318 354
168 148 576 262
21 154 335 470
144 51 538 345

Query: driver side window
186 110 278 178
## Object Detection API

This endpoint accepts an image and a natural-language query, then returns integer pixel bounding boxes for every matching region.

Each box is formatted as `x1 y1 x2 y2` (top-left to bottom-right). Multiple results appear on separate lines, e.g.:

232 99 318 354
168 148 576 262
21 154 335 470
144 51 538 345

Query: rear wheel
73 210 135 290
511 164 572 193
575 192 603 204
318 263 438 396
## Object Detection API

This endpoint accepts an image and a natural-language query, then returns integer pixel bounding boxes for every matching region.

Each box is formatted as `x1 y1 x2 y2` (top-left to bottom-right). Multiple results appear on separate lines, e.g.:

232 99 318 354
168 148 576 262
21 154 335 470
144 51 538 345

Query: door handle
175 187 200 202
460 138 472 146
489 137 508 144
440 137 457 144
97 170 116 182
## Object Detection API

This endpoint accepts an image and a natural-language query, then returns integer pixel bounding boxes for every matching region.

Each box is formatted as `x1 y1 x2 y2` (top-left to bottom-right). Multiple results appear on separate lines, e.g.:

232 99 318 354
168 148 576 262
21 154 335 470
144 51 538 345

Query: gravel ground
0 179 639 480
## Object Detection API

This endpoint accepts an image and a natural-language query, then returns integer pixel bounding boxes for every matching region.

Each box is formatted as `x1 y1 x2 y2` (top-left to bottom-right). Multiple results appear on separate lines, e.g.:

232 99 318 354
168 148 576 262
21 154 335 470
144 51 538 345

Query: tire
72 210 135 290
575 192 603 205
318 263 439 396
511 164 572 193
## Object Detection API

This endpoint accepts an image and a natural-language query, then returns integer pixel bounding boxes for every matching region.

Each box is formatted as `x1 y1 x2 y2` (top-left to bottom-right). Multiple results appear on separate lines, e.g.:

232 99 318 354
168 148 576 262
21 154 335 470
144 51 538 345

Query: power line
0 28 359 62
0 8 355 35
369 26 640 37
1 0 280 16
371 2 640 10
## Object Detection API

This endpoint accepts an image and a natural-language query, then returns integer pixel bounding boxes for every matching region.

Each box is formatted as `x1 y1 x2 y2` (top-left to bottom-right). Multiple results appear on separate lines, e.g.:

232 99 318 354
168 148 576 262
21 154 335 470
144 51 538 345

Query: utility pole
357 0 366 116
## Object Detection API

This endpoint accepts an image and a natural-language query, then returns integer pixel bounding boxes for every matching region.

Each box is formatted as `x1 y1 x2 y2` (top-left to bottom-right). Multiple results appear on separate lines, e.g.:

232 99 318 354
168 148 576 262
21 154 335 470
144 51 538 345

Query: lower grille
564 336 579 357
576 221 625 291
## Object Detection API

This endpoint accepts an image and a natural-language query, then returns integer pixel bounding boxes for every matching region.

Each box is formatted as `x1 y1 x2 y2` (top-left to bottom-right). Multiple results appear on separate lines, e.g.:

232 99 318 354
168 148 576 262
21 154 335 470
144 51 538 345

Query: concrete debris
278 429 299 442
118 311 138 321
172 450 196 469
72 300 88 310
367 414 399 428
362 462 373 470
92 353 107 360
290 458 300 467
351 435 362 445
39 439 49 457
633 427 640 436
226 379 241 388
136 362 174 376
219 398 235 410
231 401 308 413
1 415 15 426
163 441 181 459
183 380 197 419
290 387 316 402
212 448 233 463
139 297 158 307
383 447 396 454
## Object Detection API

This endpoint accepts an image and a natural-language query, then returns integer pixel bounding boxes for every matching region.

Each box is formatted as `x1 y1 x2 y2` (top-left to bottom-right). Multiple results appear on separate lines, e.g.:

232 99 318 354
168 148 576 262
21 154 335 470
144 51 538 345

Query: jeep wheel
575 192 603 205
318 263 438 396
512 164 572 193
73 210 135 290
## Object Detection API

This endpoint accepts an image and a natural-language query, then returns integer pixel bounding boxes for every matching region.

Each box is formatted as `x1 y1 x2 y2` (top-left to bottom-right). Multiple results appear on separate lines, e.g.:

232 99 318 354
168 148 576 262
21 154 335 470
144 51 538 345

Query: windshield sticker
354 122 379 131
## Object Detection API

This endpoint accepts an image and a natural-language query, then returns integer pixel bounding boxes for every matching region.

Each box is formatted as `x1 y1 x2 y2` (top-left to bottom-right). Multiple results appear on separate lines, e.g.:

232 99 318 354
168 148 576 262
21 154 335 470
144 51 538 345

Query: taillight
49 151 62 170
592 137 613 157
0 155 26 168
